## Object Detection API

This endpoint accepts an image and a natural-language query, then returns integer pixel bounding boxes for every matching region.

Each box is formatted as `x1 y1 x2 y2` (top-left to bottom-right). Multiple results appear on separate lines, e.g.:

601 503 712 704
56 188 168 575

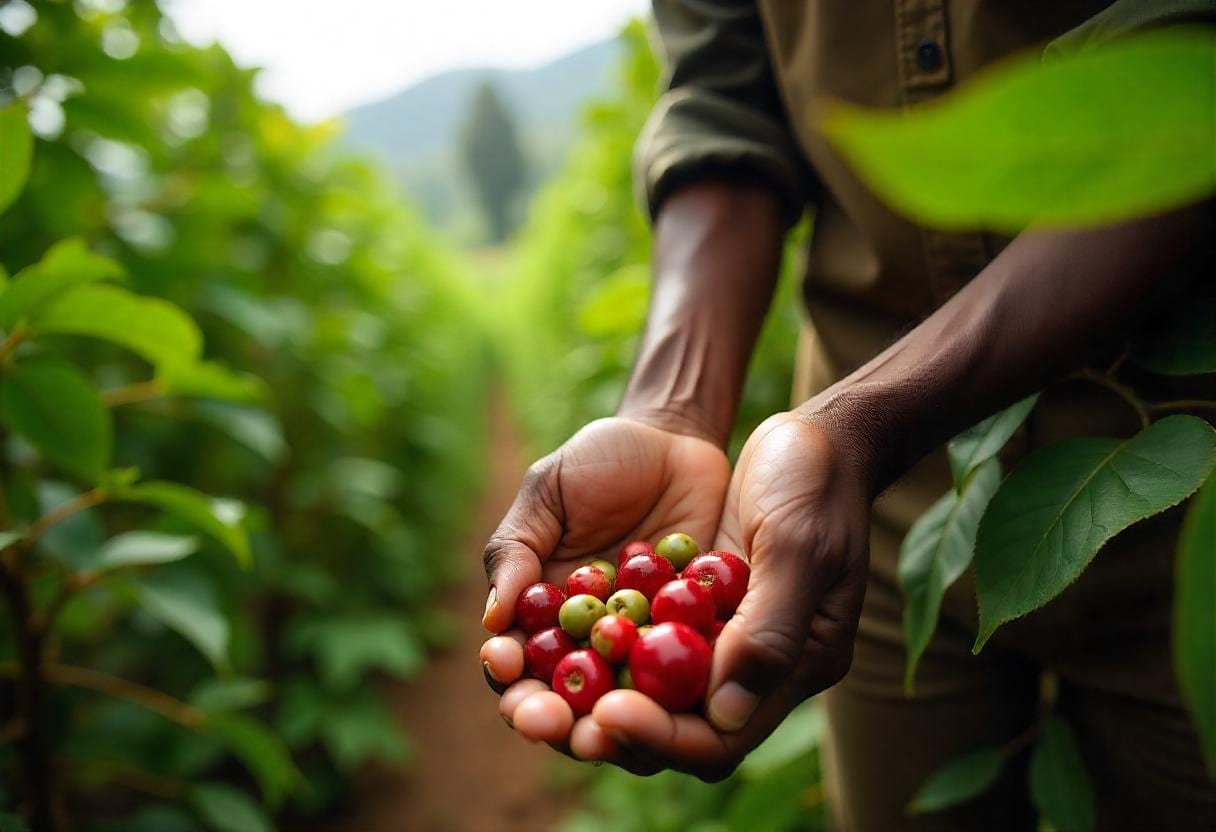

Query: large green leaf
0 359 112 482
974 415 1216 650
205 711 301 808
193 402 287 465
907 746 1005 815
1130 295 1216 376
0 103 33 215
116 481 250 567
1174 477 1216 776
162 361 267 404
33 284 202 372
0 239 124 329
737 701 822 778
900 458 1001 692
91 531 200 570
137 569 229 670
820 30 1216 231
947 395 1038 491
190 784 271 832
1029 717 1095 832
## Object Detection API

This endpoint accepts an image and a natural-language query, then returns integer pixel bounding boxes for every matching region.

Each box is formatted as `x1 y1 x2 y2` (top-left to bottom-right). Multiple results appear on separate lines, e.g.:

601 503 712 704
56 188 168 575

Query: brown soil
309 396 577 832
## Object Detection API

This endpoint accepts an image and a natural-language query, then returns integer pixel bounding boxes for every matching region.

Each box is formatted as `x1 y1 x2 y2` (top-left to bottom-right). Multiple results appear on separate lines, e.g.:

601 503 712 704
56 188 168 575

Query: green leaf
0 239 124 329
576 264 649 337
91 531 200 570
1030 717 1095 832
0 531 23 551
1130 295 1216 376
287 613 424 689
193 403 287 465
33 284 202 372
190 783 271 832
0 359 112 482
819 30 1216 231
1174 477 1216 776
974 415 1216 650
907 746 1005 815
137 569 230 670
900 458 1001 692
190 677 273 712
206 711 300 808
725 752 819 832
738 701 822 778
0 104 33 215
162 361 267 404
116 481 250 567
319 695 410 772
947 395 1038 491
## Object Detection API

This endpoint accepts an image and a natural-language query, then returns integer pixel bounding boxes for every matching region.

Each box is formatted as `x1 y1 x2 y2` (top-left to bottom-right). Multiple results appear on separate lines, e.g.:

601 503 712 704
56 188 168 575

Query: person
479 1 1216 828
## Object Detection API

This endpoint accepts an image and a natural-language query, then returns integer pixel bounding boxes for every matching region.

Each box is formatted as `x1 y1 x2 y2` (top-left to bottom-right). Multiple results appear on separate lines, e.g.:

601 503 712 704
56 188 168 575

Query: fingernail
708 682 759 731
481 586 498 629
501 713 513 729
483 661 507 695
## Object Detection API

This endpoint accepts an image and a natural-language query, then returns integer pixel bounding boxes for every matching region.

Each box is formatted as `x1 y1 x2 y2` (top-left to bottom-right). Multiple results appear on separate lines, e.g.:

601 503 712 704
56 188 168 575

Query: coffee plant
1 1 487 829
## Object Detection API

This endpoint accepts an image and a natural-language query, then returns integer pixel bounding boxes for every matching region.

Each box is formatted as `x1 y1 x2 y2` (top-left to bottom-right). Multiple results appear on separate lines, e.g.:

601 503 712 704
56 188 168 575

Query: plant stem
18 489 107 555
0 565 55 830
100 380 164 407
1150 399 1216 415
0 325 27 366
1070 367 1151 429
0 662 206 729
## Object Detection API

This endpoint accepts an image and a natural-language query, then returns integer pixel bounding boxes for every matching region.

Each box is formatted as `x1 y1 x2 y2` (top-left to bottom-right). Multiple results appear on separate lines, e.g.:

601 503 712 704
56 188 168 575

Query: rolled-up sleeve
635 0 810 226
1046 0 1216 56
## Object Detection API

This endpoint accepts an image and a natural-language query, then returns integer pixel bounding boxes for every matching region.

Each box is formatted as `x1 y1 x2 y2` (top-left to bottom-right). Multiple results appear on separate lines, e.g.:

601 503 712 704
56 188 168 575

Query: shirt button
915 39 943 71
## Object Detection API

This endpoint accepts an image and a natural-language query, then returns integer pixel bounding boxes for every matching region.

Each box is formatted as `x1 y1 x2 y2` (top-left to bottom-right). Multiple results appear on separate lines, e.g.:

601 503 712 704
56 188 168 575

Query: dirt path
332 396 576 832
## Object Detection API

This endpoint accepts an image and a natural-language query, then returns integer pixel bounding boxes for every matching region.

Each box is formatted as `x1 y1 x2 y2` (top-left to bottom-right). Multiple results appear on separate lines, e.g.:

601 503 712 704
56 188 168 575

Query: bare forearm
620 180 786 446
803 200 1215 493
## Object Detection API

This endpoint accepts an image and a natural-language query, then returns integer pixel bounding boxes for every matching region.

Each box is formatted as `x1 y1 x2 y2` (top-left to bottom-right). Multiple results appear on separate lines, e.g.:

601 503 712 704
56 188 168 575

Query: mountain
340 38 621 240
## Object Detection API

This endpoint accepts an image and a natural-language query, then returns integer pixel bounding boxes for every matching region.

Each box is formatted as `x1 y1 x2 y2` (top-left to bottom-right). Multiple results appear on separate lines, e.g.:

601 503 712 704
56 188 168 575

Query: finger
570 715 618 761
500 679 548 726
513 690 574 744
483 456 566 633
480 632 526 691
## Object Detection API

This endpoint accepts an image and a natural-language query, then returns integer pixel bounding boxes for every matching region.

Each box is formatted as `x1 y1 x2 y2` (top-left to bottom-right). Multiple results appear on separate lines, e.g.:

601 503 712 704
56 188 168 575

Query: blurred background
0 0 819 830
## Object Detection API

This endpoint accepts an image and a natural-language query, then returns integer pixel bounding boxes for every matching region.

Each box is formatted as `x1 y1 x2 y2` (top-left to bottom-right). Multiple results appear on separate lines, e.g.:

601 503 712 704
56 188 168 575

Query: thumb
705 511 822 732
482 458 564 633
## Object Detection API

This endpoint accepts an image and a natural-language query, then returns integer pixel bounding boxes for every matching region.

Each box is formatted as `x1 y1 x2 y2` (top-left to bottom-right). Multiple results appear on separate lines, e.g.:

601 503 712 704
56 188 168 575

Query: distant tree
459 81 528 242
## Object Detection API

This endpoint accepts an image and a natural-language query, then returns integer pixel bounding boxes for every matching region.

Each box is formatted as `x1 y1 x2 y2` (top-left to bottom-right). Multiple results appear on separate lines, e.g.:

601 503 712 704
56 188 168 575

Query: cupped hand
479 415 731 767
585 411 874 780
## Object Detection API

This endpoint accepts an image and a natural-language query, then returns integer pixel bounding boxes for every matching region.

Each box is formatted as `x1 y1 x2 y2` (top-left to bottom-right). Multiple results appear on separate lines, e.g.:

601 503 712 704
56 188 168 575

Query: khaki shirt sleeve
1046 0 1216 55
635 0 810 226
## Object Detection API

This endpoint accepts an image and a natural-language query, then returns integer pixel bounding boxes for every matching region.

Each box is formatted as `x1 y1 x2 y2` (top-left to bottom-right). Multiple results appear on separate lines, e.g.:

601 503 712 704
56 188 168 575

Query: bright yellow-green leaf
161 360 267 403
0 359 112 482
33 284 202 371
116 481 250 567
974 416 1216 651
0 103 33 215
819 30 1216 231
0 239 124 329
1175 477 1216 776
576 264 649 337
900 458 1001 693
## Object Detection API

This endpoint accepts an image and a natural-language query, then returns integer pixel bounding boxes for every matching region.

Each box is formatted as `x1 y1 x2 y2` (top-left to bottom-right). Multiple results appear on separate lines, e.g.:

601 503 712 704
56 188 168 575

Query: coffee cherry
589 558 617 587
590 614 638 664
552 649 614 716
524 627 578 684
651 578 715 633
515 582 566 634
618 539 654 568
628 622 711 712
558 594 607 639
605 588 649 626
656 532 700 570
616 552 676 601
566 565 612 602
682 551 750 618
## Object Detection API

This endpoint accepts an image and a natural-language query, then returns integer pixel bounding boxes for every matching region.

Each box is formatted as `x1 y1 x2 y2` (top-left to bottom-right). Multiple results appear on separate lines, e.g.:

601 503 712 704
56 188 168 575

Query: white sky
166 0 651 122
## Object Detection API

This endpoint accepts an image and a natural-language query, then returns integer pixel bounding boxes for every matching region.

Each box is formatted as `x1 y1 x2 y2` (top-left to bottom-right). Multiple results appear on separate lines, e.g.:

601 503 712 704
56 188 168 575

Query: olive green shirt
637 0 1215 404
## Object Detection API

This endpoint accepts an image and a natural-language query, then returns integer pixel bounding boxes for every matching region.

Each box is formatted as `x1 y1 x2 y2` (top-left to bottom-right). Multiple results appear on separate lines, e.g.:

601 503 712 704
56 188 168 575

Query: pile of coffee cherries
514 533 749 716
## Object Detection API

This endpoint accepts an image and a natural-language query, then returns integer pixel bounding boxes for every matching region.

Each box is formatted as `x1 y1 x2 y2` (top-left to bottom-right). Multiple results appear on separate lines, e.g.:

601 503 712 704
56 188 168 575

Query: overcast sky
166 0 651 122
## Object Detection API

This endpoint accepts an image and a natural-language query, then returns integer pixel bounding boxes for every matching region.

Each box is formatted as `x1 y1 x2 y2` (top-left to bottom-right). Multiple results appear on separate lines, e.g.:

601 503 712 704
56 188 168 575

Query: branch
1149 399 1216 415
60 757 188 800
1068 367 1150 429
101 380 164 408
0 325 26 365
0 662 206 729
20 489 108 553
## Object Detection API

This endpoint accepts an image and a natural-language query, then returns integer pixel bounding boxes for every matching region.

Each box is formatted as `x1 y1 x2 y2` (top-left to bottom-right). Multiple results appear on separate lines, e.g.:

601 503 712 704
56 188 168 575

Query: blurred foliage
500 20 805 460
0 0 487 827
